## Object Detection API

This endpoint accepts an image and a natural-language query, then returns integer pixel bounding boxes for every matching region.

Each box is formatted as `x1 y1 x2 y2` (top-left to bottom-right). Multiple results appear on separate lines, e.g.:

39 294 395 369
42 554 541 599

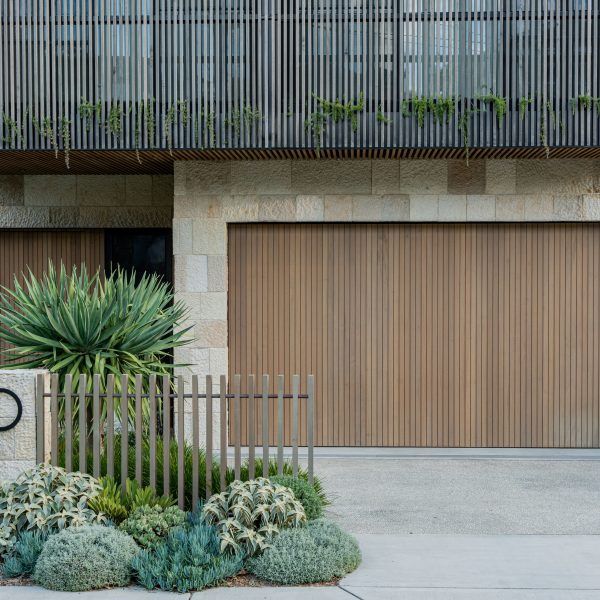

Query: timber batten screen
229 223 600 448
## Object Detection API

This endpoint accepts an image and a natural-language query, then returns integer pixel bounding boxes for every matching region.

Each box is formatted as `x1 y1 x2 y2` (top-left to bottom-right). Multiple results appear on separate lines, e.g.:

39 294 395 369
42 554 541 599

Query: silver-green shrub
247 519 361 584
119 504 186 548
0 464 104 557
33 525 138 591
202 477 306 556
132 523 243 592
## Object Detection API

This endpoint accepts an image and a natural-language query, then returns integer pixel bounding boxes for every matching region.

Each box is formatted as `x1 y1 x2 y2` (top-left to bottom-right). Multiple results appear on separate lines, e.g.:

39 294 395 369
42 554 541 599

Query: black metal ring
0 388 22 432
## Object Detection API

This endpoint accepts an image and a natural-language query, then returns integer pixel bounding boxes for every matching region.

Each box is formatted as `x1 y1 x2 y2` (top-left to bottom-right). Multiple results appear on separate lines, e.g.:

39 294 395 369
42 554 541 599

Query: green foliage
401 95 455 127
305 92 365 154
59 433 327 512
132 523 243 592
0 261 191 394
107 103 123 138
570 93 594 114
79 98 102 131
202 478 306 557
59 116 71 169
269 475 324 520
376 105 391 125
0 464 103 558
33 525 138 592
458 102 480 166
119 505 186 548
1 530 50 578
247 519 361 584
1 113 24 147
477 91 507 125
87 476 174 525
519 96 534 120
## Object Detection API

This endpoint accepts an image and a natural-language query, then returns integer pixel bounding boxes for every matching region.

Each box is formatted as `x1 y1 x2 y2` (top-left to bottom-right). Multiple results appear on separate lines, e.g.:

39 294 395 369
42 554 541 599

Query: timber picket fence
36 373 314 509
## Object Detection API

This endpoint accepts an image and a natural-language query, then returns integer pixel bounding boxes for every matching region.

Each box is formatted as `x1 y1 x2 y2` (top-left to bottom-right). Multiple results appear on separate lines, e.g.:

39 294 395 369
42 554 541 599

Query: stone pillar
0 369 46 482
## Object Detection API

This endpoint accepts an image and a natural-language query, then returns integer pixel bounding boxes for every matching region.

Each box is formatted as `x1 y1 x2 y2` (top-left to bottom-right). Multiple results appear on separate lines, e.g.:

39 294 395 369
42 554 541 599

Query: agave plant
202 478 306 557
0 261 191 389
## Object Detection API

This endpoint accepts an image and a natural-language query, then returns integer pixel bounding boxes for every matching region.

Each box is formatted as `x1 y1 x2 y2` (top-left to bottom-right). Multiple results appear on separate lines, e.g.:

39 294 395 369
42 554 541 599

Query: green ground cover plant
120 505 186 548
33 525 138 591
132 523 243 592
247 519 361 584
270 474 324 520
87 476 174 524
1 530 49 578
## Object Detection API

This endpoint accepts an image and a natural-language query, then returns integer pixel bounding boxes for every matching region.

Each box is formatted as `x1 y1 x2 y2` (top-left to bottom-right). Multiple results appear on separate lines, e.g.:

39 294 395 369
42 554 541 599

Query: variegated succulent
202 477 306 557
0 464 105 557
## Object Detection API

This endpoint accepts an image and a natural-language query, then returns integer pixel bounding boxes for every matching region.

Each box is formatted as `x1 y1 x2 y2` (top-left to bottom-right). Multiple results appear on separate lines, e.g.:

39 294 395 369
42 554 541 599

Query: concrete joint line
337 584 366 599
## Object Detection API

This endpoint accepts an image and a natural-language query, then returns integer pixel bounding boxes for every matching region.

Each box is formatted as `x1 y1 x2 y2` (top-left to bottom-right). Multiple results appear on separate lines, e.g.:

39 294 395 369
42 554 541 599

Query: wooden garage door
0 230 104 358
229 223 600 448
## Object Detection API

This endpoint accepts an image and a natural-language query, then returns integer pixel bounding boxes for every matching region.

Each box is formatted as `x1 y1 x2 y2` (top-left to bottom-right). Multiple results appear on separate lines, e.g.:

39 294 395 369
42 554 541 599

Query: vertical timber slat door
0 230 104 359
228 223 600 448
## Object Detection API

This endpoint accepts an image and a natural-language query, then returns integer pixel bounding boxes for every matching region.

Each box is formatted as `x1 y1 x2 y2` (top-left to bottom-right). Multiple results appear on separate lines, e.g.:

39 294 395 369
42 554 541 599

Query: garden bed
0 463 360 594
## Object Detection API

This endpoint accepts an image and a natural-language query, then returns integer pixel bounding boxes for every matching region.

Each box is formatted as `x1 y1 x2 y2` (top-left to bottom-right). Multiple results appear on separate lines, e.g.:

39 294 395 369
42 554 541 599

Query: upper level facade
1 1 599 171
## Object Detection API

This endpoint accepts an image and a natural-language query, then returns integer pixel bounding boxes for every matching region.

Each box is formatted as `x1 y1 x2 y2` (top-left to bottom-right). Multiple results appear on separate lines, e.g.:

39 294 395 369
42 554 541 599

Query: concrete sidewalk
3 534 600 599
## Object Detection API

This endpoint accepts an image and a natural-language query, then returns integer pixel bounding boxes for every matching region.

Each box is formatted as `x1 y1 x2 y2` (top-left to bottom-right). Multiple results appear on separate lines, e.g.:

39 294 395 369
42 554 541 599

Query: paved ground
315 452 600 534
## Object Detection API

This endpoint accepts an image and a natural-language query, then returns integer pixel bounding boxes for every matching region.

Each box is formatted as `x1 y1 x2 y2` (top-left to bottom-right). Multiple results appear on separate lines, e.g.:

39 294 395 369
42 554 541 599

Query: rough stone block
553 195 584 220
516 159 600 195
200 292 227 320
49 206 79 227
296 195 324 221
173 218 193 256
258 195 296 221
77 206 172 228
486 160 516 194
409 195 439 221
152 175 175 206
352 196 384 221
78 175 126 206
0 431 14 460
185 161 231 195
209 348 229 376
291 160 372 194
182 255 208 293
438 195 467 221
24 175 76 206
0 460 35 483
467 195 496 221
382 195 410 221
207 255 228 292
400 160 447 194
583 194 600 220
14 418 36 459
0 175 24 206
496 195 525 221
372 160 401 194
175 195 222 219
174 291 203 330
173 162 187 196
524 195 554 221
0 206 50 228
192 219 227 254
222 195 260 222
448 160 486 194
196 320 228 348
231 161 291 194
323 195 353 221
125 175 153 206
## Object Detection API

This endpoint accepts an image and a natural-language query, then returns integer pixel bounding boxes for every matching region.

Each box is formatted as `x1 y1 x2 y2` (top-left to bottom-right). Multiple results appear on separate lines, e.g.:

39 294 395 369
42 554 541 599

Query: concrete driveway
314 449 600 534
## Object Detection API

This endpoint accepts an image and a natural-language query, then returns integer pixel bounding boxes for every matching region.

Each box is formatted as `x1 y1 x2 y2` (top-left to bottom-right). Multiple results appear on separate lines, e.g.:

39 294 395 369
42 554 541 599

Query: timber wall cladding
229 223 600 448
0 230 104 357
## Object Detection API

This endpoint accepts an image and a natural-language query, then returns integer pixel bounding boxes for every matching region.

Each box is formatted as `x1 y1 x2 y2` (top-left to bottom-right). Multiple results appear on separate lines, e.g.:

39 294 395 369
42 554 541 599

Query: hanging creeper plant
477 91 507 125
59 117 72 169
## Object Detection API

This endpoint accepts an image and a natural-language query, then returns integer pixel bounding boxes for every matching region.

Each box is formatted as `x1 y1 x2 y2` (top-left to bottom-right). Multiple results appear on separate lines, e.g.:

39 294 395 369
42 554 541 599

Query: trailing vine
477 91 507 125
79 99 102 131
1 113 24 147
107 103 123 139
458 101 480 166
305 92 365 155
163 103 177 155
59 117 72 169
401 95 456 127
519 96 534 120
376 105 391 125
570 94 594 114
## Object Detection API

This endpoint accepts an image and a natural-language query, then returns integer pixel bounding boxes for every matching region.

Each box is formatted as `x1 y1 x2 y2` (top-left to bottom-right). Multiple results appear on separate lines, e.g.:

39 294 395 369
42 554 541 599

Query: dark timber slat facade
0 1 599 163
